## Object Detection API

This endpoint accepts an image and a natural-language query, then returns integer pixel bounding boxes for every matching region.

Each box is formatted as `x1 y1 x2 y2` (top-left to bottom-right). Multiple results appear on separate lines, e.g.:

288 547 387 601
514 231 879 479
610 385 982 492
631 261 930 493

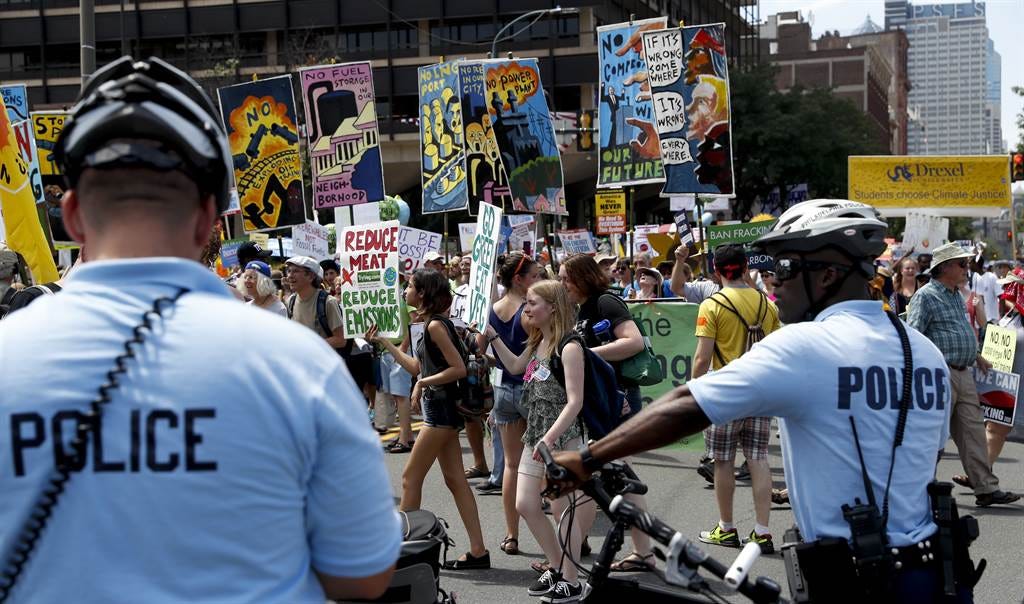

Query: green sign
628 301 703 451
706 220 776 271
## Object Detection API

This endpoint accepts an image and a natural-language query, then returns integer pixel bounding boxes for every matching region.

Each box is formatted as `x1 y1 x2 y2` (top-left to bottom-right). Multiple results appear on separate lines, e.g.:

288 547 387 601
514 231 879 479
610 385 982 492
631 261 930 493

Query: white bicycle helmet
753 199 888 275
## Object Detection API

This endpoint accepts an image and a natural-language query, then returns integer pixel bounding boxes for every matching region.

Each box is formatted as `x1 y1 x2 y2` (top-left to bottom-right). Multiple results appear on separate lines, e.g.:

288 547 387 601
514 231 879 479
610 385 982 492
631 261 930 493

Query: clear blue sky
759 0 1023 151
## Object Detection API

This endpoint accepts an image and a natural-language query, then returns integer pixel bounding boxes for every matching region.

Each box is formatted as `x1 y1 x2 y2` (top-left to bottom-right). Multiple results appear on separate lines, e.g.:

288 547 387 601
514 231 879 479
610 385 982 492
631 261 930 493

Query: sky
759 0 1024 151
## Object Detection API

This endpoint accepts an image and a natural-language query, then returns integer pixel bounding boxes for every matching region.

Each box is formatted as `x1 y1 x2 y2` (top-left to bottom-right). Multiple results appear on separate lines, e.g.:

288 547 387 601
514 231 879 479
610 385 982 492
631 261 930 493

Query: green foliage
730 64 887 220
509 156 561 196
1013 85 1024 153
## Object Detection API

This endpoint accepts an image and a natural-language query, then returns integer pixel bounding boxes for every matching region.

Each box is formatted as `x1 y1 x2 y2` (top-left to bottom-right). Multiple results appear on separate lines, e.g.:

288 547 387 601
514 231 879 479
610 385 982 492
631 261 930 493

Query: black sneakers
541 579 583 603
528 569 560 596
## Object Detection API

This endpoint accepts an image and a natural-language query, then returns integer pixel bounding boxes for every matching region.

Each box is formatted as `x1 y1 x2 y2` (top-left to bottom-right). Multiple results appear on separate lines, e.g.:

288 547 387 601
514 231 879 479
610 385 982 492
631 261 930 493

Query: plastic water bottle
593 319 614 344
467 355 479 385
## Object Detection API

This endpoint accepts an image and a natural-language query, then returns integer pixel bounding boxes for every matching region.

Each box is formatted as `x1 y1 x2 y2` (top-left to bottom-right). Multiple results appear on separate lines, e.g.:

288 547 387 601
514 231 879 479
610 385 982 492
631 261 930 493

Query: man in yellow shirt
692 244 780 553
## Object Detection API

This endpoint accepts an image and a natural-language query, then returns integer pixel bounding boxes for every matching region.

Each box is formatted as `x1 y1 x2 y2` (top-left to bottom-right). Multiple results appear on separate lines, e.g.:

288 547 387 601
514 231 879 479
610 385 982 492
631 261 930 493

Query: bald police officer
0 57 400 602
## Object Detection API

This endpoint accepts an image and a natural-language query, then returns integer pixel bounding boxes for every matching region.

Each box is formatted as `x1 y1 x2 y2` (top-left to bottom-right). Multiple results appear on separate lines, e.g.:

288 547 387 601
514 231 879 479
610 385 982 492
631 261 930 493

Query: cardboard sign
972 367 1019 427
31 111 67 176
596 18 668 188
642 24 734 196
981 325 1017 373
217 75 307 233
595 190 627 235
458 223 476 253
706 220 776 270
901 212 949 254
558 229 597 255
338 221 402 339
11 120 43 205
292 221 330 260
248 232 270 248
633 224 660 256
466 202 503 331
459 61 513 214
507 216 537 257
483 59 566 214
398 226 443 274
220 237 248 269
1 84 28 122
300 62 385 209
419 61 469 213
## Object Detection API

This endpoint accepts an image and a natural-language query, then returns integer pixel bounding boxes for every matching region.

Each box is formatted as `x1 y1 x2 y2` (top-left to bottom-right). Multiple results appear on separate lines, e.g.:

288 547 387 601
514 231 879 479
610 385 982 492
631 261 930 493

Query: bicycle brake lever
664 533 704 590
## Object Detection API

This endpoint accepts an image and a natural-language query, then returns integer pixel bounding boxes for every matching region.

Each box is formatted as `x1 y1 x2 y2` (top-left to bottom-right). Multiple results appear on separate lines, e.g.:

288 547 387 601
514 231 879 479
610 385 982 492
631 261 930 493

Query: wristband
579 443 603 475
488 335 500 344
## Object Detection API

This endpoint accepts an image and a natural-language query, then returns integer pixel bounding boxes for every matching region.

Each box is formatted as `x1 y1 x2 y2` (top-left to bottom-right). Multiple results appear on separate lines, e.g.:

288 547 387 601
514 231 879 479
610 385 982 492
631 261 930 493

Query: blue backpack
551 333 631 440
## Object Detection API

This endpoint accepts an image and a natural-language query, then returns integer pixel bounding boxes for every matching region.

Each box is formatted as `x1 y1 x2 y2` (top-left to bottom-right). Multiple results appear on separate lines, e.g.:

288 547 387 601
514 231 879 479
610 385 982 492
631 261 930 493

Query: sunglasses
772 257 852 281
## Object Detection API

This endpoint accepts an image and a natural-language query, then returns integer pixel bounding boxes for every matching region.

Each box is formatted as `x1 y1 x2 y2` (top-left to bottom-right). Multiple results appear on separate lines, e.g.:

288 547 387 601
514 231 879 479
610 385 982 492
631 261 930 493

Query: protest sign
595 190 627 235
706 220 776 270
507 216 537 257
972 366 1019 427
292 221 330 260
220 238 248 269
11 120 44 205
458 223 476 253
31 111 66 176
628 301 702 450
419 61 469 213
901 212 949 254
398 226 443 274
217 76 307 233
633 224 660 256
981 325 1017 373
466 202 503 331
483 59 566 214
339 221 402 339
596 18 667 188
558 229 597 255
459 61 513 215
642 24 734 196
2 85 28 122
300 62 385 209
248 232 270 248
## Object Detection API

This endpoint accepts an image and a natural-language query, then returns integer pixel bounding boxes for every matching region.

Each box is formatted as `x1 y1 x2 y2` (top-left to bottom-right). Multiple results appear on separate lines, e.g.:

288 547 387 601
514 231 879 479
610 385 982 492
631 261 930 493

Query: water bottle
467 355 479 385
593 319 614 344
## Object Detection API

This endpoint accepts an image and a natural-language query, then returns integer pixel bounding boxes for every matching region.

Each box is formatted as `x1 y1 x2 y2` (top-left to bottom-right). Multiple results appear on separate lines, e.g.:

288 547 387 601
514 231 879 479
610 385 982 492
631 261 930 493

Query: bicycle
536 443 787 604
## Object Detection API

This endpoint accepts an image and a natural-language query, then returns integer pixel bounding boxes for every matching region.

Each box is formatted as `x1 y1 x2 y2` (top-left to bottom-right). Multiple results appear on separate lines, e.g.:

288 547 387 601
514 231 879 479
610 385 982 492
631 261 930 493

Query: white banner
466 202 503 331
902 212 949 254
291 221 330 260
397 226 443 275
338 220 402 339
458 223 476 254
558 229 597 255
633 224 660 256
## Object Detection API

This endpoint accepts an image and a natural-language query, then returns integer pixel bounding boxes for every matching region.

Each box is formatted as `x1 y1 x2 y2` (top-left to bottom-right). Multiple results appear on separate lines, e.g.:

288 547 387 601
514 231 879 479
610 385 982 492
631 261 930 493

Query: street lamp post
490 6 577 58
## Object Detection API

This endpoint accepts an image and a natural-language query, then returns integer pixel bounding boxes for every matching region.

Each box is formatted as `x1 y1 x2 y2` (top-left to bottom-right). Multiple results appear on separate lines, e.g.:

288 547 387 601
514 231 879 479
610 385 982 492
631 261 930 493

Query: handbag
620 318 664 386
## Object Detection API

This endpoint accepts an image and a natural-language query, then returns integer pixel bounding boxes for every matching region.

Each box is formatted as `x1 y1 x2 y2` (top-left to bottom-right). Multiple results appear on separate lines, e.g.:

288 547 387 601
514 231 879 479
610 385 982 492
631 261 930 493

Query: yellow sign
30 111 67 176
595 190 626 235
848 156 1011 211
248 232 270 248
982 325 1017 373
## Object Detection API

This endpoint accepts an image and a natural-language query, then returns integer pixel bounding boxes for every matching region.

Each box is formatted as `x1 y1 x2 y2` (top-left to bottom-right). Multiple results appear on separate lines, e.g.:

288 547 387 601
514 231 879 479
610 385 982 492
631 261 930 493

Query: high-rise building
985 38 1003 153
887 1 999 155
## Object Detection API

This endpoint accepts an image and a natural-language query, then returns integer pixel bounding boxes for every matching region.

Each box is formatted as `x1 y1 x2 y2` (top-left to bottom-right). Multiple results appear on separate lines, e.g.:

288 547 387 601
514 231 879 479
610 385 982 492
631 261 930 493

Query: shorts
519 437 583 479
707 417 771 462
343 352 374 390
422 389 464 431
492 381 527 425
379 351 412 398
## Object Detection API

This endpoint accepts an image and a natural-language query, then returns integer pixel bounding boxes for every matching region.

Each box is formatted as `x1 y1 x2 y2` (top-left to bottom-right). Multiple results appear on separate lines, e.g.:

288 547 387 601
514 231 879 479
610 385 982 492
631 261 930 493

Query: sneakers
528 569 560 596
734 461 751 481
747 530 775 554
698 525 741 548
696 459 715 484
540 579 583 603
975 490 1021 507
475 481 502 495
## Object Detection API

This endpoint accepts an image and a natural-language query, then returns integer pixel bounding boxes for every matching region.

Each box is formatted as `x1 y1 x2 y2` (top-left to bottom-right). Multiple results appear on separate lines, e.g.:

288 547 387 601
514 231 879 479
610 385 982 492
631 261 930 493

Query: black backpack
287 290 353 357
422 315 474 413
709 290 769 367
0 283 62 320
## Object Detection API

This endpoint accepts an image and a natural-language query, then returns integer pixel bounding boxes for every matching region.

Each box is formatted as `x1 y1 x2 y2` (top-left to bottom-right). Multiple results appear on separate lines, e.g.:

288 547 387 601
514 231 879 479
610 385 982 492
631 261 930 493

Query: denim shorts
422 388 464 431
492 381 528 425
379 351 412 398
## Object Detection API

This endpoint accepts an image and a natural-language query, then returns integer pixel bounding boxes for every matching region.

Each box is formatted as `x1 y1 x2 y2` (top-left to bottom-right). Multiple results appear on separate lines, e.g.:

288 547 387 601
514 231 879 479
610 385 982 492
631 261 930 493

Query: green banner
628 300 703 451
706 221 775 247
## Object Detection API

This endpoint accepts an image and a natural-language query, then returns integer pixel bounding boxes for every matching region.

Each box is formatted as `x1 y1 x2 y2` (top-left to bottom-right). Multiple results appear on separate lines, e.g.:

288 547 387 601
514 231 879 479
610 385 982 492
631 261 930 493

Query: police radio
0 289 190 602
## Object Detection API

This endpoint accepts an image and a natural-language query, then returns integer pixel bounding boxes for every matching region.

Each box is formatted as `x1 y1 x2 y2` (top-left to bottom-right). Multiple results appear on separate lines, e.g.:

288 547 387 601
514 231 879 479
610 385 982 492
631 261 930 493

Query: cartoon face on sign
685 76 728 142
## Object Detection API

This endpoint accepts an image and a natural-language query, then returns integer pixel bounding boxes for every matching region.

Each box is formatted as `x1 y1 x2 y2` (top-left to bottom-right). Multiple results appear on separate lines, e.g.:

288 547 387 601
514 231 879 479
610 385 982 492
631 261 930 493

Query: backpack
287 290 352 357
708 290 769 367
0 283 62 320
422 315 475 415
551 333 630 440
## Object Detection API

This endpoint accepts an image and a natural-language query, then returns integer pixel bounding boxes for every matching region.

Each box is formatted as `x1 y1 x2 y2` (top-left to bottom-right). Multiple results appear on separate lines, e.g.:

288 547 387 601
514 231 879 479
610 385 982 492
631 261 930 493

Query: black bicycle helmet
54 56 231 212
753 199 888 276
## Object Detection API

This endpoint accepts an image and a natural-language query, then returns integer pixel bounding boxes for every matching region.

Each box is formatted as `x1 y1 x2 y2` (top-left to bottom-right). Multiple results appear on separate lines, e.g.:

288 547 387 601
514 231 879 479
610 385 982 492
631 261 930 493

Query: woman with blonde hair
484 280 586 602
236 261 286 315
889 255 920 315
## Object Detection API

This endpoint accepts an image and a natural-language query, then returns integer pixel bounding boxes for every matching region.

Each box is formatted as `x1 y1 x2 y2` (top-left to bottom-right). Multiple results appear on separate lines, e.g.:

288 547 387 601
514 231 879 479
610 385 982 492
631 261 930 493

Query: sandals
442 550 491 570
952 474 974 489
610 551 656 573
772 488 790 505
500 536 519 555
386 440 413 454
531 560 551 574
464 466 490 479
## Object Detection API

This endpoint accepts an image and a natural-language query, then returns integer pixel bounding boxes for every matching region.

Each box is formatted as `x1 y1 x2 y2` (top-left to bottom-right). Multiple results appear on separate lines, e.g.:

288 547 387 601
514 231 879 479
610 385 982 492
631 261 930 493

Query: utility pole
80 0 96 88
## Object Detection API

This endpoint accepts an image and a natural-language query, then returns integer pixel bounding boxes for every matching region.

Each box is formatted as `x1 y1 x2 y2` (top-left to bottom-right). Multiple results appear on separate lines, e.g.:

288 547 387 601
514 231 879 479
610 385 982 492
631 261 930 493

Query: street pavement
380 428 1024 604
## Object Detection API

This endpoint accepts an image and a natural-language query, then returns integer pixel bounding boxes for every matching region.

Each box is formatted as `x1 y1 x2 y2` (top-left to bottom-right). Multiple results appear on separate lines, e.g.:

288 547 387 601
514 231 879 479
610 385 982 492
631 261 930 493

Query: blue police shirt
0 258 401 603
688 300 951 546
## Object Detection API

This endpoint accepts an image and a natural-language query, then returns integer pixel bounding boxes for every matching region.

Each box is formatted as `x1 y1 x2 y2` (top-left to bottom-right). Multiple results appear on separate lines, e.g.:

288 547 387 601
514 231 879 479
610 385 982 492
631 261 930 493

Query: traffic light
1012 152 1024 183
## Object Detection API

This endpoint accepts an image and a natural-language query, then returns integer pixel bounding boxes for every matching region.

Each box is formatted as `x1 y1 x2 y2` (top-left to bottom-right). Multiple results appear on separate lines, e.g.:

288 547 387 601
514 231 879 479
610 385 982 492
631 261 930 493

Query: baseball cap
244 260 271 277
595 253 618 265
713 244 747 270
238 241 272 264
320 259 340 273
285 256 323 279
424 251 445 264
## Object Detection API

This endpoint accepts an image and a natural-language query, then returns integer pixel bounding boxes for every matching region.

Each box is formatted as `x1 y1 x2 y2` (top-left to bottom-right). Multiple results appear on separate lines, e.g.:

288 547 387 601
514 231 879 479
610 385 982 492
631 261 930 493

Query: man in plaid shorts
691 244 780 553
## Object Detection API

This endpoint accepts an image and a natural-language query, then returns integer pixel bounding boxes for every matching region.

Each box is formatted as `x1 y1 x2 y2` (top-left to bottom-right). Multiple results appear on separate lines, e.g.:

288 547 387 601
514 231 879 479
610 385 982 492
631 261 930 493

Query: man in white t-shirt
969 257 999 324
550 200 983 602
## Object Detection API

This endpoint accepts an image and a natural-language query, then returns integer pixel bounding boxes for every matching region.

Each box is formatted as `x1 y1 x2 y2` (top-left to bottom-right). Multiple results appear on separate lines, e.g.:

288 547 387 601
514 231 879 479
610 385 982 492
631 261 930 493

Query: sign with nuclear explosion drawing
459 61 513 215
217 76 308 233
419 61 469 214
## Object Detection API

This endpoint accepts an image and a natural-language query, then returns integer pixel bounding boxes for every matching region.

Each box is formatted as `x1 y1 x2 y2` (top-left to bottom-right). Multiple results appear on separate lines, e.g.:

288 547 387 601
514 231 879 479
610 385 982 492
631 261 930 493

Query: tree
1013 85 1023 153
730 64 886 220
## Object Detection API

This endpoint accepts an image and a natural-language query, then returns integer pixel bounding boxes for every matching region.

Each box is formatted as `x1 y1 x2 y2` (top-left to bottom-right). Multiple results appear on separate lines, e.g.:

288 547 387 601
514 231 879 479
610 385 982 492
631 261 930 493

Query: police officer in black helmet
547 200 983 603
0 58 401 602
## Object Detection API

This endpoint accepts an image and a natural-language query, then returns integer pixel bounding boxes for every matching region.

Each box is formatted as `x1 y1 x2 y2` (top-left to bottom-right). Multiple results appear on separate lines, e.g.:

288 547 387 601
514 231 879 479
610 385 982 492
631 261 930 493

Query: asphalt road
381 430 1024 604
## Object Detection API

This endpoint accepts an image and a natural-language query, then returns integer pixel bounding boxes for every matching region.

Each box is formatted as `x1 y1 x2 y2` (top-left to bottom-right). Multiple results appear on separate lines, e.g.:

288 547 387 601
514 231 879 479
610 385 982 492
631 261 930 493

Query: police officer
548 200 976 603
0 57 400 602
